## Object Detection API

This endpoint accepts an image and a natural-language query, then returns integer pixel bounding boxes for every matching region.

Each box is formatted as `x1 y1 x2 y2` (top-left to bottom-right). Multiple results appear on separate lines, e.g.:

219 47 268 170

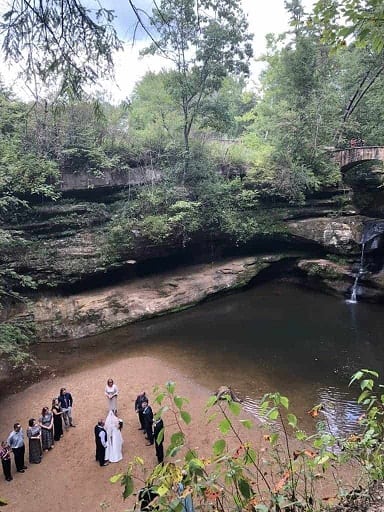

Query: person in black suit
142 401 154 445
135 391 148 431
94 419 109 466
153 416 164 464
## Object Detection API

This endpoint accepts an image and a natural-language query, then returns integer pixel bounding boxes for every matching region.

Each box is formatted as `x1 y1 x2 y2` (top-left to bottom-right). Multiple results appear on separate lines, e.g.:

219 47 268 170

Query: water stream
32 281 384 437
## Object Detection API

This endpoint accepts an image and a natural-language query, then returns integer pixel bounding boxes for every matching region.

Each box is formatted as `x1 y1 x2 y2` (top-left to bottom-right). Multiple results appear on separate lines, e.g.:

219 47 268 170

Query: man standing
135 391 148 431
94 419 109 467
142 401 154 445
58 387 75 429
7 423 27 473
153 416 164 464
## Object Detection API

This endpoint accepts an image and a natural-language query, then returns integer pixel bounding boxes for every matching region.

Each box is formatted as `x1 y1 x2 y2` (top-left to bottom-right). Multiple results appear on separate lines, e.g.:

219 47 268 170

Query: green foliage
0 0 122 99
347 369 384 480
143 0 253 171
0 320 36 366
115 373 384 511
313 0 384 53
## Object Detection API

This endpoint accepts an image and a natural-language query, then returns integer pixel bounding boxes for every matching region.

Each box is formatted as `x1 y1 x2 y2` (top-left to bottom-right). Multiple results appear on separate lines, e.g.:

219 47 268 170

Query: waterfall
347 242 365 304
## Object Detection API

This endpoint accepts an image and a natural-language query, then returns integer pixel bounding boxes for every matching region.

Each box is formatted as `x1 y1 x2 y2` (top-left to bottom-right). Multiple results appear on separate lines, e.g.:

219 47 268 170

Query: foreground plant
111 373 383 511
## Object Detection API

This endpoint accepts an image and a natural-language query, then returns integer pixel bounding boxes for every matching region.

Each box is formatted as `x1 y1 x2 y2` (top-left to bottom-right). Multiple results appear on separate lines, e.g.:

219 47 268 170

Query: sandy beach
0 355 266 512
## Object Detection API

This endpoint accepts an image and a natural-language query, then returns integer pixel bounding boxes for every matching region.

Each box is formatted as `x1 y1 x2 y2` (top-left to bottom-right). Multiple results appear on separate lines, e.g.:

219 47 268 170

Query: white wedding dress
105 410 123 463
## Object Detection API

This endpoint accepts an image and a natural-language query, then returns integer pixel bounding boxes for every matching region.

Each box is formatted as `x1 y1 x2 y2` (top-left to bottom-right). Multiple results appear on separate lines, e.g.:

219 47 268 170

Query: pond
32 280 384 437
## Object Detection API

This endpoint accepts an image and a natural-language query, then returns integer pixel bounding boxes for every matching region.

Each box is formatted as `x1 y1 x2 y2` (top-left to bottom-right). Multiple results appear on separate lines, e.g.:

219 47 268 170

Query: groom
94 419 109 467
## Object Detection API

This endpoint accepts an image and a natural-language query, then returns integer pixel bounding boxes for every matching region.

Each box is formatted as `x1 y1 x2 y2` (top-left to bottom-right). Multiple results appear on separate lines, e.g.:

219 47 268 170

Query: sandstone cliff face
21 256 283 341
286 216 364 254
2 179 384 342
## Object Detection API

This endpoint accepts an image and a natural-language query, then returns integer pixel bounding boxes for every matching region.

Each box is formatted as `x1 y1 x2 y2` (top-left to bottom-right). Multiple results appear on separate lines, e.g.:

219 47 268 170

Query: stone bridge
332 146 384 171
60 166 161 191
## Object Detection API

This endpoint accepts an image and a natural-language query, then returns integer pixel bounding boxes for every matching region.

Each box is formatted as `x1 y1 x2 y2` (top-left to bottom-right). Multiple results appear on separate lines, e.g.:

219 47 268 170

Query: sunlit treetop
312 0 384 53
0 0 123 99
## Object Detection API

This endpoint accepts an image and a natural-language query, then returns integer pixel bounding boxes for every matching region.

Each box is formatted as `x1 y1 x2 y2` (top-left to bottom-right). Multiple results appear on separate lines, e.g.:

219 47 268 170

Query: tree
0 0 122 99
313 0 384 53
312 0 384 136
142 0 253 178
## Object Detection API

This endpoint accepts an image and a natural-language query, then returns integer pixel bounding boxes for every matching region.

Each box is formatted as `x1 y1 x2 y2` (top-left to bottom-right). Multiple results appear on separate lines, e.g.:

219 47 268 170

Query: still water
32 281 384 437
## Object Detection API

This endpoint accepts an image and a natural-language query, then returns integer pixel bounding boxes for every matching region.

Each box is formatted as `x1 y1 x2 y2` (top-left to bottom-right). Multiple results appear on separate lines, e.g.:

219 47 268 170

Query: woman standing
52 398 64 441
39 407 54 451
105 378 119 413
27 418 42 464
104 410 123 463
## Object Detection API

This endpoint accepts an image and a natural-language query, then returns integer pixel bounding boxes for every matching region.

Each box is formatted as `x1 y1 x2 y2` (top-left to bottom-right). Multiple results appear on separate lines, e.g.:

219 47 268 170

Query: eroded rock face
297 259 384 301
287 217 364 253
19 255 283 341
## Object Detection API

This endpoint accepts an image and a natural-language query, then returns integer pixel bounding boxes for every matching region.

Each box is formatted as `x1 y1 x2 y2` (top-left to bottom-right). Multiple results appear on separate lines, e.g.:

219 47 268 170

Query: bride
105 410 123 463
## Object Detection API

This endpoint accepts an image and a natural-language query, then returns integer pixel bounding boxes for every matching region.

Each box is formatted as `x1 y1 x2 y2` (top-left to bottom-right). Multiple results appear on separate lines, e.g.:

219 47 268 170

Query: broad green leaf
157 484 169 497
287 413 297 428
349 370 364 385
229 401 241 416
206 412 217 424
240 419 253 429
171 431 185 446
267 408 279 420
166 381 175 394
238 478 252 499
109 473 122 483
280 396 289 409
156 428 164 444
244 447 257 464
206 395 218 408
295 430 306 441
185 449 198 462
219 418 231 434
121 474 134 499
213 439 226 456
174 395 183 409
317 454 330 465
360 379 374 391
180 410 191 425
155 392 166 404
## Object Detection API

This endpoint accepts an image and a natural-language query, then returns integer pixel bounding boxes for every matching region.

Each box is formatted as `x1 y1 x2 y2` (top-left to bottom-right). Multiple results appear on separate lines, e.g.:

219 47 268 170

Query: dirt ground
0 354 375 512
0 355 267 512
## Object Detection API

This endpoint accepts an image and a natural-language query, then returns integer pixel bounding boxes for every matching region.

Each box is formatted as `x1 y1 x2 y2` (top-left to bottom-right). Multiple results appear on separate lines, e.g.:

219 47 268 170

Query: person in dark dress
142 401 154 445
153 416 164 464
39 407 54 451
27 418 42 464
94 419 109 467
52 398 64 441
135 391 148 431
0 441 12 481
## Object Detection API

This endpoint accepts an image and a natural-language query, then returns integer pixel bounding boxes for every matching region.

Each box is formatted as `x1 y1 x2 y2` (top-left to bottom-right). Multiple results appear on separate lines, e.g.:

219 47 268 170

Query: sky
0 0 315 103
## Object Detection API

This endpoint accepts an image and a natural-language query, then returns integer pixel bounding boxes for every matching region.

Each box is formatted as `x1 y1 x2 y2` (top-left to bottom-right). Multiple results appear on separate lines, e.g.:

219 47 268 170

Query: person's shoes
101 463 109 467
146 443 154 446
6 477 13 481
17 469 25 473
70 424 76 427
22 466 27 469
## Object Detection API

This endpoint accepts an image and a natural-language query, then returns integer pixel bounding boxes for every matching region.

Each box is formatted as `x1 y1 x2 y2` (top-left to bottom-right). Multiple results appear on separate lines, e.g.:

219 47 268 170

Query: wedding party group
94 380 164 468
0 387 75 482
1 379 165 484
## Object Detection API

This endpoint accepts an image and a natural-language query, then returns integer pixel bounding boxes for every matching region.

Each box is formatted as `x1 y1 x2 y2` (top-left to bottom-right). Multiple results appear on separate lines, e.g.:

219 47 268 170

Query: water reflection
32 281 384 437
